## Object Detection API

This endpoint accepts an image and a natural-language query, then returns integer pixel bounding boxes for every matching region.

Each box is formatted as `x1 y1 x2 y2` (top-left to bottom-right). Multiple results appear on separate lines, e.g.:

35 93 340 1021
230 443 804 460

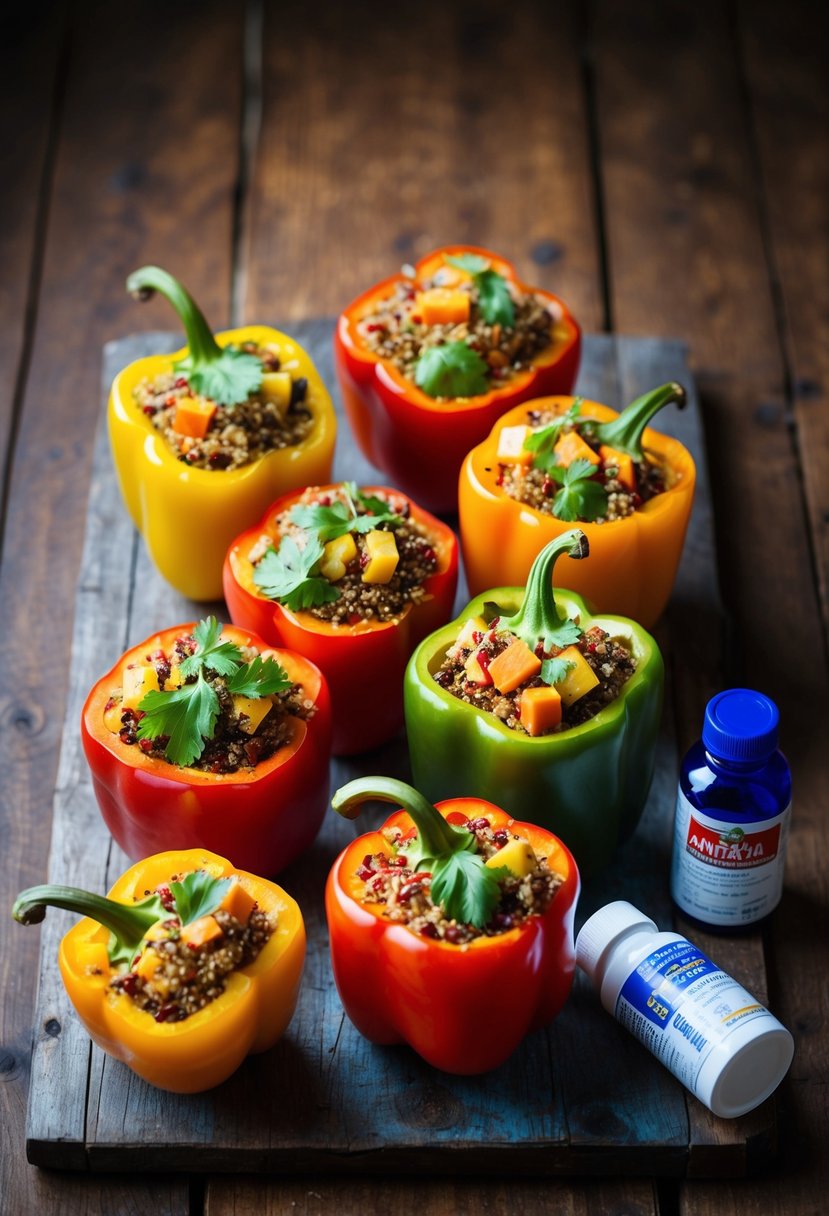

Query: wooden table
2 2 826 1213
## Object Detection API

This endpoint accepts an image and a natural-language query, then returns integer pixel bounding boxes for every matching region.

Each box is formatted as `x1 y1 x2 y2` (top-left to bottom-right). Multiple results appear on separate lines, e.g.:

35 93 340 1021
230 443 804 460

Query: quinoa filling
249 483 439 625
358 817 563 945
133 342 313 471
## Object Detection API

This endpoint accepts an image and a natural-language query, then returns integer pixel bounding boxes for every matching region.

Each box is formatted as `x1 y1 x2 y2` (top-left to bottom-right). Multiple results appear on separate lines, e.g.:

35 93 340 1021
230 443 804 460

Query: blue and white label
616 940 770 1090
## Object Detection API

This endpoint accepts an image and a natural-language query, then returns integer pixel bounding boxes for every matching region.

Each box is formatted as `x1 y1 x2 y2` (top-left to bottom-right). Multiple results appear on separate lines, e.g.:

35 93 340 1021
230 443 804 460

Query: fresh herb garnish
253 534 341 611
136 617 292 766
414 341 490 398
127 266 262 406
540 656 577 686
523 399 584 471
170 870 233 926
544 459 608 523
446 254 515 327
289 484 401 542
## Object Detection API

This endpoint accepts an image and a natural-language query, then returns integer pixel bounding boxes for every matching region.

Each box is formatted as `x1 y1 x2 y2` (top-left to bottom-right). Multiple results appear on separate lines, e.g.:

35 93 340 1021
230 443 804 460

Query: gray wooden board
25 327 773 1176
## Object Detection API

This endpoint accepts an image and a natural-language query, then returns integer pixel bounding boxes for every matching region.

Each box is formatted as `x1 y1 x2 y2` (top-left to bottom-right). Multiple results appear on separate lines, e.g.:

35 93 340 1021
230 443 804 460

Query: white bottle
575 901 794 1118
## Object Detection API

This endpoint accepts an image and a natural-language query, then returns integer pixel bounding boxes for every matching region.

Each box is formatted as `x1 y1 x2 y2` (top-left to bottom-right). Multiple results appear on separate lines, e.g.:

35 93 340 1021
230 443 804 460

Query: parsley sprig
446 253 516 327
414 340 490 399
289 482 401 542
523 399 583 471
170 871 232 926
333 778 510 929
136 617 292 767
544 459 608 523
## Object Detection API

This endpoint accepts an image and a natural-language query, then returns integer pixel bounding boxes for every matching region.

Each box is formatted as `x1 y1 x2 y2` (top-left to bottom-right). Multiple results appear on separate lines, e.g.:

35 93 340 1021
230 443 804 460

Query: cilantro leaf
174 347 263 407
414 341 489 398
353 485 403 524
552 459 608 523
170 870 233 926
540 656 577 686
226 655 293 698
524 400 584 471
289 500 354 542
543 615 583 650
137 671 220 767
431 850 506 929
180 616 243 679
445 253 491 275
476 268 515 327
253 535 341 611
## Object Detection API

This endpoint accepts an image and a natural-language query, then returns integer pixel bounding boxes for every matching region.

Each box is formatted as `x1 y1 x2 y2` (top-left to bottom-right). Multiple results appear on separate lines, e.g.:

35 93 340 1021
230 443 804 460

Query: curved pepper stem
13 884 166 969
501 529 589 650
592 381 686 461
332 776 473 867
127 265 222 366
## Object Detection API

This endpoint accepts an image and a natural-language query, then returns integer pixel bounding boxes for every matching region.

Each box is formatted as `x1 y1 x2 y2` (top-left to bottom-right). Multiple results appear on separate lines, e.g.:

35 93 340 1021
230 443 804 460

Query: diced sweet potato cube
261 371 293 417
184 915 223 949
121 664 160 711
361 530 399 584
554 430 601 468
488 638 542 694
599 444 636 490
496 424 533 465
219 879 257 924
486 836 539 876
172 395 216 439
232 694 273 735
321 532 358 582
519 685 562 736
464 647 493 686
553 646 600 707
415 287 471 327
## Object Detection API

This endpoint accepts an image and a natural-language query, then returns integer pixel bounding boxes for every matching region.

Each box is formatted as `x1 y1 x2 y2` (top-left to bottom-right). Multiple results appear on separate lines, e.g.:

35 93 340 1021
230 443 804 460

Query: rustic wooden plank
590 0 823 1197
205 1176 659 1216
245 0 604 332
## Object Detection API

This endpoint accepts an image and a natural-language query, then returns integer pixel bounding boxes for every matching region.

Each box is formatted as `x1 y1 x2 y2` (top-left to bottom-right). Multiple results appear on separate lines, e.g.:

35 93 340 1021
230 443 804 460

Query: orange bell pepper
12 849 305 1093
334 245 581 513
459 384 696 626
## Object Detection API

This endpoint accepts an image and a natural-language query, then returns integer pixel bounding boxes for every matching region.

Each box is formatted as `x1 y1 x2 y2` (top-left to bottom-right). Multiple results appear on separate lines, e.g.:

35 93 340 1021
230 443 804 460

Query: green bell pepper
403 531 664 877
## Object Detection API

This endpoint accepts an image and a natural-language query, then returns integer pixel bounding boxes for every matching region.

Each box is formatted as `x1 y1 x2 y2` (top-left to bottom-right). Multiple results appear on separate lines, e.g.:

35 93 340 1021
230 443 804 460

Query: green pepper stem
332 776 463 860
501 529 588 648
13 884 165 966
592 382 686 460
126 265 222 367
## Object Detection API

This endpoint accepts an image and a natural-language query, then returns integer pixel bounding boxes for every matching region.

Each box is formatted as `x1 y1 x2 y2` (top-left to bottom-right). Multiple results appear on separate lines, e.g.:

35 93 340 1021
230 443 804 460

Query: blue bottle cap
703 688 779 764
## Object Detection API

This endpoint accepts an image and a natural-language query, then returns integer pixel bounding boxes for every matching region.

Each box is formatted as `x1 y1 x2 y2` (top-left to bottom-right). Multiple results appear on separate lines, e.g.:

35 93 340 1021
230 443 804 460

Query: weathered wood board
25 328 775 1177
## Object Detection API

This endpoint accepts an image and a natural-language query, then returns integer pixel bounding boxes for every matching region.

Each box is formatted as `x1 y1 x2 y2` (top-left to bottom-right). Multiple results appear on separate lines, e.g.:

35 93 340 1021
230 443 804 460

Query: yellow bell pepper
13 849 306 1093
109 267 336 600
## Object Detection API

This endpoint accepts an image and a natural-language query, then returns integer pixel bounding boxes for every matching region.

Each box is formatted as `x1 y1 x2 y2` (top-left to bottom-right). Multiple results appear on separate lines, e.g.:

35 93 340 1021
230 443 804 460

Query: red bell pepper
326 777 580 1074
223 485 458 754
81 624 332 875
334 246 581 512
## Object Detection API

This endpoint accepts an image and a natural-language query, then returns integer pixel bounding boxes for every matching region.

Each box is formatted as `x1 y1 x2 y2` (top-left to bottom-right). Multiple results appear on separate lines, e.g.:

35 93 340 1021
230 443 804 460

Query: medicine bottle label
671 792 791 926
616 940 772 1091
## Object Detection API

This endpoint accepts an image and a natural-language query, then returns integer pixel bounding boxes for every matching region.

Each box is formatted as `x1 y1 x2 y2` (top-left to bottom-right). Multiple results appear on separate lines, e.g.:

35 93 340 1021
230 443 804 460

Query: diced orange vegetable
599 444 636 490
488 639 542 694
464 647 493 686
135 948 163 982
554 430 601 468
519 685 562 736
496 424 533 465
415 287 471 327
184 915 223 949
219 879 257 925
172 395 217 439
554 645 600 707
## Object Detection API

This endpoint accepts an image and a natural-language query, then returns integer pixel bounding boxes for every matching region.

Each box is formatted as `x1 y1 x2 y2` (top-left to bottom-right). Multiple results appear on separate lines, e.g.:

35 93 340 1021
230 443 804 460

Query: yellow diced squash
232 694 273 735
261 371 293 417
135 948 162 982
321 532 358 582
103 696 123 733
486 836 538 877
165 665 185 690
121 664 160 711
553 645 600 707
361 530 399 584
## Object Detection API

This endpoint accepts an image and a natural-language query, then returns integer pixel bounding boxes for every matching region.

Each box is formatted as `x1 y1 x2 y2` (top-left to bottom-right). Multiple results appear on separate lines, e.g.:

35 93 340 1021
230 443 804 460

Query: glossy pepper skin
404 540 663 878
223 485 458 754
459 385 695 627
326 781 579 1074
334 246 581 512
110 269 336 601
13 849 305 1093
81 624 332 875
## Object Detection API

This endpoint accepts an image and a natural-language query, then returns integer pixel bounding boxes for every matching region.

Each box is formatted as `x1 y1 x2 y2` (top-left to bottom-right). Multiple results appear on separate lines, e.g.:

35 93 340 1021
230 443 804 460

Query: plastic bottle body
576 903 794 1119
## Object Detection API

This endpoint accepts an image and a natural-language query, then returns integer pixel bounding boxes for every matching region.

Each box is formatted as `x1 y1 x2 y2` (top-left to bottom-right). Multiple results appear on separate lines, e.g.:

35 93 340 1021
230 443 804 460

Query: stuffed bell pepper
110 266 336 600
334 246 581 512
223 481 458 754
13 849 305 1092
459 382 695 626
404 531 663 877
82 618 332 874
326 778 579 1074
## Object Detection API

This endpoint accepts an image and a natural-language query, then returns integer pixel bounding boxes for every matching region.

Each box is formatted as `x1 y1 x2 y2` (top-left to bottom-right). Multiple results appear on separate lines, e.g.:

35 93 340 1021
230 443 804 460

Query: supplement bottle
671 688 791 929
576 901 794 1118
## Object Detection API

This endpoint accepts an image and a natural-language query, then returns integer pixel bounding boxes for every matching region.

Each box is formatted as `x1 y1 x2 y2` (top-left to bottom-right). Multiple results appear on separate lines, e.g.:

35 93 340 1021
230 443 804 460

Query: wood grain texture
245 0 603 331
0 1 243 1210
